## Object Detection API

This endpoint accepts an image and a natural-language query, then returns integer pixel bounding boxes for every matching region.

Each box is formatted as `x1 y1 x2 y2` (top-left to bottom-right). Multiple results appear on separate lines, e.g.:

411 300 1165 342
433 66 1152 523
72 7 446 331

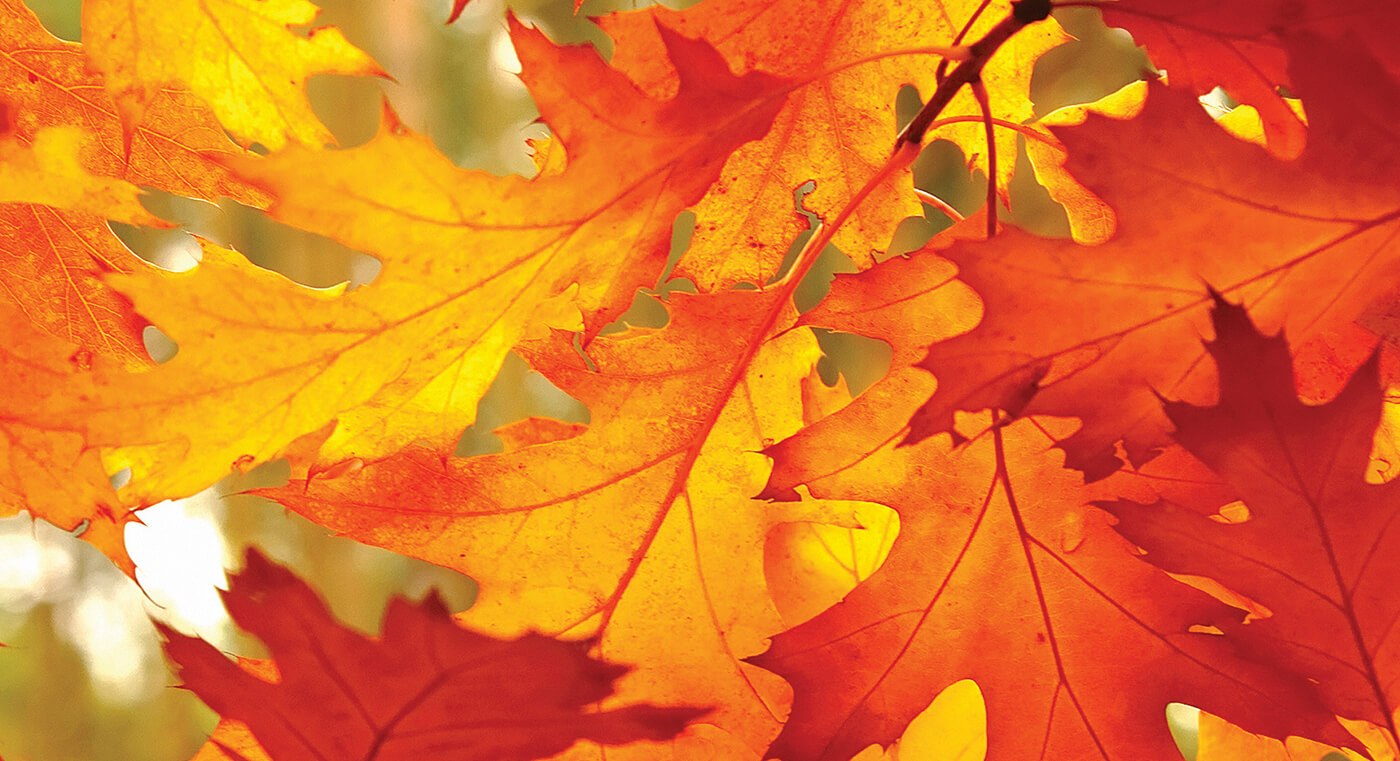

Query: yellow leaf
82 0 386 149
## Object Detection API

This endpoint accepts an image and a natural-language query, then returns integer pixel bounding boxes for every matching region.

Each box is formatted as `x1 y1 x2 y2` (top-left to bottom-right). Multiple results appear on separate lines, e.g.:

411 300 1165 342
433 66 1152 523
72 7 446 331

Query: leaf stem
923 114 1060 146
935 0 996 85
896 0 1052 149
914 188 966 223
970 78 999 237
892 0 1051 238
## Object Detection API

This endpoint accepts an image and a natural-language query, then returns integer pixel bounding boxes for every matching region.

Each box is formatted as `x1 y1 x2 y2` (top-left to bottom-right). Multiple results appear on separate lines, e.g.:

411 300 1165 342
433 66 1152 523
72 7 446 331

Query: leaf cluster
4 0 1400 760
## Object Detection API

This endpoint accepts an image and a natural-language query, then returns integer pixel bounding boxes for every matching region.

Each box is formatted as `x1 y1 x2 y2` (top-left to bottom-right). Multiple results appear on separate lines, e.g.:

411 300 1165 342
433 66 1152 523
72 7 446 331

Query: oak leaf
0 302 136 575
755 406 1342 761
907 34 1400 479
0 0 265 362
254 285 863 761
160 549 704 761
82 0 385 150
1100 297 1400 751
754 247 1344 761
76 19 786 507
598 0 1071 288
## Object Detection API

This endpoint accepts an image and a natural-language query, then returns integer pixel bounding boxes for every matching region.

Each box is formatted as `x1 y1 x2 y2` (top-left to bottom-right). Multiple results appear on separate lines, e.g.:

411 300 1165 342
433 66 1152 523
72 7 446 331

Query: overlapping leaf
0 124 159 224
907 34 1400 479
847 680 987 761
0 0 269 568
0 123 156 365
1102 298 1400 752
70 20 788 507
254 281 866 761
1196 710 1381 761
597 0 1071 288
162 549 703 761
0 0 262 202
0 302 135 574
0 0 264 362
757 410 1343 761
1099 0 1399 159
82 0 384 150
754 248 1345 761
9 0 1400 758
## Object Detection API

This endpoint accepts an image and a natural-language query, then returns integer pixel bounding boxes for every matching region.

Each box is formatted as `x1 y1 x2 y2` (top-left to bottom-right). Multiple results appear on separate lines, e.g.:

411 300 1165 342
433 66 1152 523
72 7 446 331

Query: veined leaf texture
3 0 1400 759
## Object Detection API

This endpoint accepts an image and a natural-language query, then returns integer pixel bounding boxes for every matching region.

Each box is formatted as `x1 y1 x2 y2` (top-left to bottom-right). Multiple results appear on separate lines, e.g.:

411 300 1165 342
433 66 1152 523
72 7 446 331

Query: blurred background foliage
0 1 1158 759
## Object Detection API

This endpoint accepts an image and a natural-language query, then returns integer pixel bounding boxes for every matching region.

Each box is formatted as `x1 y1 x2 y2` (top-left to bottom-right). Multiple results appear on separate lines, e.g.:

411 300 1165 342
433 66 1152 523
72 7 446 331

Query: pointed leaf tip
446 0 471 24
166 553 706 761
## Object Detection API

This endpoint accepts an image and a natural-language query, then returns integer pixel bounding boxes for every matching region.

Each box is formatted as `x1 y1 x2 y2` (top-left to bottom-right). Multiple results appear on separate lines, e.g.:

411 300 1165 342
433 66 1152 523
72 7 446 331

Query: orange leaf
1102 0 1400 159
1102 296 1400 750
754 246 1346 761
254 286 862 760
0 302 136 575
599 0 1071 287
0 0 265 361
754 405 1344 761
75 19 788 507
908 35 1400 479
161 549 704 761
1196 710 1376 761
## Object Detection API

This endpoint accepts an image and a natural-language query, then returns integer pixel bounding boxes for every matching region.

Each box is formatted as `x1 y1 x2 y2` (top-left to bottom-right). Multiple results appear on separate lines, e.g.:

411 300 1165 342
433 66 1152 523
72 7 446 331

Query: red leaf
1102 295 1400 748
160 549 705 761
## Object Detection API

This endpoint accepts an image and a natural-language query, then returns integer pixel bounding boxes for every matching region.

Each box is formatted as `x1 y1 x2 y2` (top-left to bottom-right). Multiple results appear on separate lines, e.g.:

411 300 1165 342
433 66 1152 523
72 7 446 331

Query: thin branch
924 114 1060 146
914 188 966 223
892 0 1051 238
971 78 998 237
935 0 997 84
896 0 1053 149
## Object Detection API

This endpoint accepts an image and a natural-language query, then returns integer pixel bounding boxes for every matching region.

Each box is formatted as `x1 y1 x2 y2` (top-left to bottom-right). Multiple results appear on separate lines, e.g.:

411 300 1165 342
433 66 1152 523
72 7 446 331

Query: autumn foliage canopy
5 0 1400 759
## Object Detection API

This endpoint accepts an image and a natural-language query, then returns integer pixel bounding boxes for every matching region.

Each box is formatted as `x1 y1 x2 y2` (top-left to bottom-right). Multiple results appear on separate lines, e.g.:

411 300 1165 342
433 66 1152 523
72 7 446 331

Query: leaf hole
1207 500 1250 524
307 74 384 149
22 0 80 41
142 325 179 364
1029 7 1153 118
200 200 383 290
454 352 589 457
1167 571 1272 621
598 211 698 334
109 222 202 272
812 329 892 398
1166 703 1201 760
1198 87 1240 119
912 140 984 234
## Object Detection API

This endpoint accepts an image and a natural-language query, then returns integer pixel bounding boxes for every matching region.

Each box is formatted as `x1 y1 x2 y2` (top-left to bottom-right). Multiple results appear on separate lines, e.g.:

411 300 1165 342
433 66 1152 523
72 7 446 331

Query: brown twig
898 0 1052 149
970 78 998 237
896 0 1052 238
934 0 996 85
